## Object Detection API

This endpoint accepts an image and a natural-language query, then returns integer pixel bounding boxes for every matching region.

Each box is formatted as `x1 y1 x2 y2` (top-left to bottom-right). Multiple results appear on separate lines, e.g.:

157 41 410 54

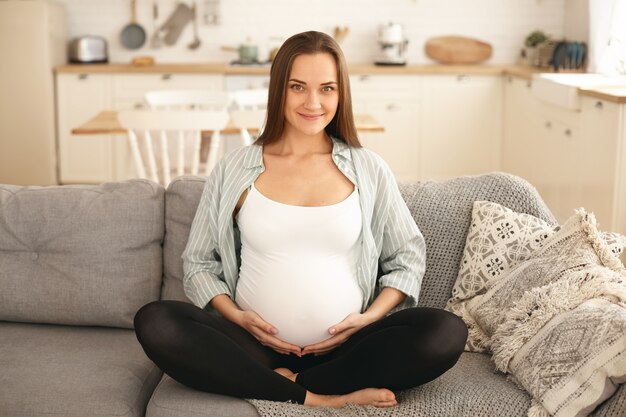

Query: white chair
228 89 268 145
144 90 230 110
144 89 231 170
229 88 268 110
117 110 229 186
229 109 267 146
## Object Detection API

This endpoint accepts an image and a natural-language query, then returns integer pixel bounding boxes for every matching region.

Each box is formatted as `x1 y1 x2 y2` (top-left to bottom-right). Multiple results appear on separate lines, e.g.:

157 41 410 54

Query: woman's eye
290 84 304 91
322 86 335 92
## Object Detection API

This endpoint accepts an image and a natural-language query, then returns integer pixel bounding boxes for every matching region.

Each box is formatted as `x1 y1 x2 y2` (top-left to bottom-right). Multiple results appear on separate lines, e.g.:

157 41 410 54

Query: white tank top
235 183 363 347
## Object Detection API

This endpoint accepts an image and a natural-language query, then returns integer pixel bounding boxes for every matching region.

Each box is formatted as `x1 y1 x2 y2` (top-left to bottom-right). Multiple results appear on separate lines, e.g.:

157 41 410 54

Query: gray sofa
1 173 624 417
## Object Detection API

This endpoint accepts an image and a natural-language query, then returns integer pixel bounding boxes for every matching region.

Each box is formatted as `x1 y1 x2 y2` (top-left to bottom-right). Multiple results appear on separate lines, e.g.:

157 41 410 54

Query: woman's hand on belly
210 294 303 356
236 310 304 356
301 311 377 355
301 288 409 355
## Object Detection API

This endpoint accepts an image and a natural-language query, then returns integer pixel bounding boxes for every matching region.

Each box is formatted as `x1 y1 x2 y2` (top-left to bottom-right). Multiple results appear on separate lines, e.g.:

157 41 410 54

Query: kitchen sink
531 73 626 110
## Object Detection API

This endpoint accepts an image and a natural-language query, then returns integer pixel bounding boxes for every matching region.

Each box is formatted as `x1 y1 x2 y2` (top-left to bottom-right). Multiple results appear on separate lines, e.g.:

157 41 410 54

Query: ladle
187 2 201 50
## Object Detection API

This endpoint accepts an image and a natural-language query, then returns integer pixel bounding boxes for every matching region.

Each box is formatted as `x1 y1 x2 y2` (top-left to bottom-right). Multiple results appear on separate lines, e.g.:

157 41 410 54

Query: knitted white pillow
446 201 626 352
485 212 626 417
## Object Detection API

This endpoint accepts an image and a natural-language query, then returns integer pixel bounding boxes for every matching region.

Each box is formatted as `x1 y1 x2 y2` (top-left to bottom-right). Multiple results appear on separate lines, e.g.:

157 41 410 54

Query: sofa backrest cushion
162 176 206 302
0 180 164 328
163 173 556 310
398 172 556 309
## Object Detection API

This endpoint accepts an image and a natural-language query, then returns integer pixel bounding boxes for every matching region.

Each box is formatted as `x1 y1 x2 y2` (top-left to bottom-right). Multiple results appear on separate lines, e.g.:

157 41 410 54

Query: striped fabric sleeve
377 163 426 308
182 164 232 309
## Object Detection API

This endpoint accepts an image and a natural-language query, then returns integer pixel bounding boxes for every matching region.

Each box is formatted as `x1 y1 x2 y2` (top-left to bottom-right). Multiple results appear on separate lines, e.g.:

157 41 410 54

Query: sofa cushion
145 353 529 417
162 176 206 302
447 201 626 352
146 375 260 417
0 180 164 328
0 321 162 417
249 353 531 417
398 172 556 309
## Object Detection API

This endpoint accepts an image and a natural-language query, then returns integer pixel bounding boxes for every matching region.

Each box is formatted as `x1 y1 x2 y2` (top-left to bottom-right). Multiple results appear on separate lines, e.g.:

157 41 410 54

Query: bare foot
305 388 397 408
273 368 297 383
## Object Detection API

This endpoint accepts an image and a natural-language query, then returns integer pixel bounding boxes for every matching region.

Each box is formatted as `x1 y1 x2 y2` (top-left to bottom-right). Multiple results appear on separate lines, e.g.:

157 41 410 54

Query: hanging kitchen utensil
150 1 162 49
551 41 567 72
159 2 193 46
120 0 147 50
187 1 201 50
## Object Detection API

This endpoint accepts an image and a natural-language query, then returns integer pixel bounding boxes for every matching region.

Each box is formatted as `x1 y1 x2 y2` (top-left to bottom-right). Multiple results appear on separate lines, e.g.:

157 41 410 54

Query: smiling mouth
299 113 324 120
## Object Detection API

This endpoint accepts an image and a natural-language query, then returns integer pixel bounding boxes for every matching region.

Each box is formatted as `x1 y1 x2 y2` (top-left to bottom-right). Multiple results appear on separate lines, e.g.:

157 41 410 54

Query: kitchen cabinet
502 76 538 181
502 78 626 240
532 100 582 222
420 75 503 180
350 75 420 182
579 96 622 230
57 73 114 184
56 73 224 184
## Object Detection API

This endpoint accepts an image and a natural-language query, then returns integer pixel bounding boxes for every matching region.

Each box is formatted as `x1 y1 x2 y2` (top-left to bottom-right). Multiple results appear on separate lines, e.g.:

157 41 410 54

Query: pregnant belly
235 260 362 347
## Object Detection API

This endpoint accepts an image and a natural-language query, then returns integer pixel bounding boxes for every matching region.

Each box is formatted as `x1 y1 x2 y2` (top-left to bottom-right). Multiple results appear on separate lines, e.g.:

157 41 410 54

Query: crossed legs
134 300 467 406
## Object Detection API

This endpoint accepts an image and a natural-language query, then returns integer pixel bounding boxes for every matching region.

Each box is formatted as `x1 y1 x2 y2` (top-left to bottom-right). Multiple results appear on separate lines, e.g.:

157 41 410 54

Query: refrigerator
0 1 66 185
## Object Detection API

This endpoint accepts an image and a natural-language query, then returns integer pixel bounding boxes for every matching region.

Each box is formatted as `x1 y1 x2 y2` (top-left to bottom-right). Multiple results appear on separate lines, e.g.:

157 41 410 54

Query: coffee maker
375 22 408 66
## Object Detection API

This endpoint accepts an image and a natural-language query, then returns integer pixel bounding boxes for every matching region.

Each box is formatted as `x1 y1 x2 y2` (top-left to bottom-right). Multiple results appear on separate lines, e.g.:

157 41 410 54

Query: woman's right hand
210 294 302 355
235 310 303 356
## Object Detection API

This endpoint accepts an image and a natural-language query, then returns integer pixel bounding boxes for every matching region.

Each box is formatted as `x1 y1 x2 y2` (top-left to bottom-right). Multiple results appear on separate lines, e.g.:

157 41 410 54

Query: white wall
564 0 589 42
50 0 570 65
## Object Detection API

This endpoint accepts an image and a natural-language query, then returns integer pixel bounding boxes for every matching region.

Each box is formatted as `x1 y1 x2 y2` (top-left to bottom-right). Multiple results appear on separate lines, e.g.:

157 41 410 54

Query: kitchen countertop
54 63 626 103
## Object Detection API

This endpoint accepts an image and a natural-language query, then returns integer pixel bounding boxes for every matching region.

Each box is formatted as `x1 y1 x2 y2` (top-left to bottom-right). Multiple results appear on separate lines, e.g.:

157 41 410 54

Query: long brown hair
255 31 361 147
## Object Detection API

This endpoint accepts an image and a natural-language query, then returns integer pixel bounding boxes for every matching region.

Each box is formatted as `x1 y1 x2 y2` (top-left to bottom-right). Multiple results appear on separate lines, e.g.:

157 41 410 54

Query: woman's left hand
301 312 376 355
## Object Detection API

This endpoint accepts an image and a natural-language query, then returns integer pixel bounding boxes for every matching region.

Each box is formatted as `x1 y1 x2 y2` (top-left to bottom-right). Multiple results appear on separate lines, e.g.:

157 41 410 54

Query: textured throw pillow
491 272 626 417
467 209 626 417
446 201 626 352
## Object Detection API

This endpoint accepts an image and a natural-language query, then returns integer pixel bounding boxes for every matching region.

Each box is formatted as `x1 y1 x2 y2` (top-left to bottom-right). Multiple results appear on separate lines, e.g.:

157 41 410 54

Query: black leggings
134 300 467 404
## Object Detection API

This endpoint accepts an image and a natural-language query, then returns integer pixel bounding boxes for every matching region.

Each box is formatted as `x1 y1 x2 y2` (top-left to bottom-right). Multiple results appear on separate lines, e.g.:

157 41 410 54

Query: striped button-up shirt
182 137 426 313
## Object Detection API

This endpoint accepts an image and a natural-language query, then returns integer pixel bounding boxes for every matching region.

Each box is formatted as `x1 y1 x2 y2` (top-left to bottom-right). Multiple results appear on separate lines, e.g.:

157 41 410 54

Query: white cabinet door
112 74 224 105
56 73 113 184
502 76 538 182
420 75 502 180
350 75 420 182
580 96 620 229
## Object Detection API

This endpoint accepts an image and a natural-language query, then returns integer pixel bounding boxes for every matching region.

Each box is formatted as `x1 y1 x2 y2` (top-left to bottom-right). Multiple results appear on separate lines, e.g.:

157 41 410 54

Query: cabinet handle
162 74 172 81
526 80 532 89
78 74 88 80
564 128 572 137
507 76 513 83
595 101 604 109
457 74 470 83
134 102 145 109
359 75 370 82
545 121 552 129
386 104 399 111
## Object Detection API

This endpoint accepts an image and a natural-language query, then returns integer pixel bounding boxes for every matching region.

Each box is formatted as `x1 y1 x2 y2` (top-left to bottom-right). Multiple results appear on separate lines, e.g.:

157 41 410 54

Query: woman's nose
304 91 321 109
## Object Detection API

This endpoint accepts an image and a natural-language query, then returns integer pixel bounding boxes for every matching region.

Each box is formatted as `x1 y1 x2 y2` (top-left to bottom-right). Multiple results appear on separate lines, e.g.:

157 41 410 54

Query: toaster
69 36 108 64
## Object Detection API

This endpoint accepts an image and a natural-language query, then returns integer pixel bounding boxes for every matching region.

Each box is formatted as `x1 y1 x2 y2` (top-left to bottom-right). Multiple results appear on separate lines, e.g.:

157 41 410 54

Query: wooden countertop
578 86 626 104
54 63 626 104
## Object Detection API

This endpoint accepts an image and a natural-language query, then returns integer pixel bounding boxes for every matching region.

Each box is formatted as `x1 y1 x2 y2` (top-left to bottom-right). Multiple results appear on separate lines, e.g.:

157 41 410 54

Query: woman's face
282 53 339 139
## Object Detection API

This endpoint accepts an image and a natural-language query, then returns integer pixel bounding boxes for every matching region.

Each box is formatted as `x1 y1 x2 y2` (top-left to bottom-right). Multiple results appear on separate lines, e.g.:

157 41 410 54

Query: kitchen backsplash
53 0 571 65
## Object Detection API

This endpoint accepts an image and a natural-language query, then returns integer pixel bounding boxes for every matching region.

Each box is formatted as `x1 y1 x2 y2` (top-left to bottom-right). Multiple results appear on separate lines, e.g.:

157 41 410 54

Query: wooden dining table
71 110 385 135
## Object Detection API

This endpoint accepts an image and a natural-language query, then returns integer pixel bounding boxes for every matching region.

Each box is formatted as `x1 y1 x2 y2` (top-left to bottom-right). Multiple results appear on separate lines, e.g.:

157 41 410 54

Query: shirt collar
243 136 352 170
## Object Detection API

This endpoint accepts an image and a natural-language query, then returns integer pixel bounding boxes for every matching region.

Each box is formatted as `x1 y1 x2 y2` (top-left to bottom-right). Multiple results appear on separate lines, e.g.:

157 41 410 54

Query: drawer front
350 75 420 99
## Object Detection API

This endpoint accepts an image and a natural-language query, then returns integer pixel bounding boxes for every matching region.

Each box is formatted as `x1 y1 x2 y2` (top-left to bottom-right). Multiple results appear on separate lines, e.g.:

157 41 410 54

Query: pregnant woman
134 30 467 408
